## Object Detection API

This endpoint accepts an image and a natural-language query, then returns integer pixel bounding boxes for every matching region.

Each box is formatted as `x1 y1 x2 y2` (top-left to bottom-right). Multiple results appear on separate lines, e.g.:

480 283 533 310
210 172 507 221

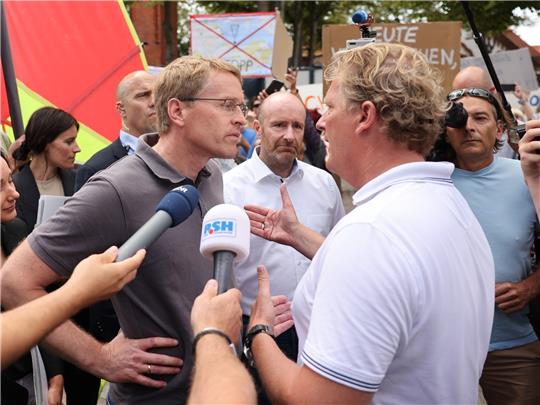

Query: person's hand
495 281 534 313
519 120 540 181
47 374 64 405
514 83 530 103
271 294 294 337
284 67 299 95
248 266 277 333
65 246 145 307
256 89 269 103
245 184 299 246
191 279 243 342
96 331 182 388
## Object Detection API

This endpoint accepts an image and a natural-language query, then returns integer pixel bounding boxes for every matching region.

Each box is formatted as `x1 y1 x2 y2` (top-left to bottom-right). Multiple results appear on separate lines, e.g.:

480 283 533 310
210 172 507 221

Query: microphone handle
213 251 236 294
116 210 173 261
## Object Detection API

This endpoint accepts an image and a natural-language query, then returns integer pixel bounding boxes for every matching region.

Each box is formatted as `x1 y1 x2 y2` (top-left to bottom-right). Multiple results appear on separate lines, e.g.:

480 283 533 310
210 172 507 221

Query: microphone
200 204 250 294
116 185 199 261
352 9 370 24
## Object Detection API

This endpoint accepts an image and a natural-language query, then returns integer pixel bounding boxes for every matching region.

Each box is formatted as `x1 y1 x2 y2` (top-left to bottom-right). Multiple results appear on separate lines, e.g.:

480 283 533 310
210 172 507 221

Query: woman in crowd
1 150 64 405
13 107 80 233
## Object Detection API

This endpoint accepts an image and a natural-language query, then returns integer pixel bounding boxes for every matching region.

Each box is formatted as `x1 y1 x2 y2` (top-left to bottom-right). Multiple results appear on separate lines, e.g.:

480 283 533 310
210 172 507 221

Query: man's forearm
42 316 105 375
523 265 540 299
188 334 256 404
252 333 301 404
291 223 325 260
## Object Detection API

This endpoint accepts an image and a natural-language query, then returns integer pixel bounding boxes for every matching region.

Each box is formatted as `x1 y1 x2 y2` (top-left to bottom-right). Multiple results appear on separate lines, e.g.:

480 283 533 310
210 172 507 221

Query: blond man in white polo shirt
238 43 495 404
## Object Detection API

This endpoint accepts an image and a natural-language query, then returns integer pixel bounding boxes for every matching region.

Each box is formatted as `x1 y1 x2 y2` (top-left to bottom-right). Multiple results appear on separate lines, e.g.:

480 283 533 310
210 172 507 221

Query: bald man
452 66 495 92
75 70 157 190
223 92 344 373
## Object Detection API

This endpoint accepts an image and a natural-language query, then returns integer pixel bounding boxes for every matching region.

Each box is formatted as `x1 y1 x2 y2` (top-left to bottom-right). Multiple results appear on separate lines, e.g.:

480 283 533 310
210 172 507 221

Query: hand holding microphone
200 204 250 294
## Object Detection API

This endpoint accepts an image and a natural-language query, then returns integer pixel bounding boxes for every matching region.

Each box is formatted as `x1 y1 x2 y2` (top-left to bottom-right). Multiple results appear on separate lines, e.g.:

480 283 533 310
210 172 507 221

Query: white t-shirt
293 162 494 404
224 149 344 314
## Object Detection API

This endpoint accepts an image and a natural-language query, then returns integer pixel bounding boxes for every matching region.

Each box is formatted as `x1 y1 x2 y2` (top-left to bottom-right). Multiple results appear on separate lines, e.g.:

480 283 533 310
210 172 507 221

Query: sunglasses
447 88 502 119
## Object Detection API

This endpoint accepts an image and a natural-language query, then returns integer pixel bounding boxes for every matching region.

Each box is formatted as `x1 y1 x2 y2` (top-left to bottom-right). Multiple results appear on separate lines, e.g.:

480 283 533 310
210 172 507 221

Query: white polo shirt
292 161 494 404
223 149 344 314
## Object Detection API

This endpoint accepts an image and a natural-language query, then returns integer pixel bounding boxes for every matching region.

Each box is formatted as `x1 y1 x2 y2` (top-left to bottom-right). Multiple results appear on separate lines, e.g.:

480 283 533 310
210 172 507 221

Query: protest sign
461 48 538 92
190 11 292 81
322 22 461 92
297 83 324 112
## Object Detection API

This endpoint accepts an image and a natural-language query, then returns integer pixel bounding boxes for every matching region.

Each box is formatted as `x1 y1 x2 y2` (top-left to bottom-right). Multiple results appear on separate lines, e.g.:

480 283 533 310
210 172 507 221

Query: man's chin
214 147 239 160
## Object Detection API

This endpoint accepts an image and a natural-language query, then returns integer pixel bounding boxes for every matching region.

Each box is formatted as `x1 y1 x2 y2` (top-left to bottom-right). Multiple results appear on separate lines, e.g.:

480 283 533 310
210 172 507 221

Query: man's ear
116 101 126 117
167 98 184 128
253 119 262 138
496 119 504 141
356 101 377 134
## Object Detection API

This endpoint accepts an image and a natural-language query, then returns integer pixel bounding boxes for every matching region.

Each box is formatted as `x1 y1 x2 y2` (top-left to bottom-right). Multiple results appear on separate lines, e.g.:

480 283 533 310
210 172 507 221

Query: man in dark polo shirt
1 56 247 404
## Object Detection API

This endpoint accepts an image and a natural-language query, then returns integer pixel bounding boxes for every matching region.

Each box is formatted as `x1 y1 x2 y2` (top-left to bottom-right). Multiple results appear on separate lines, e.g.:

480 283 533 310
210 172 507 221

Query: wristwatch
243 324 273 368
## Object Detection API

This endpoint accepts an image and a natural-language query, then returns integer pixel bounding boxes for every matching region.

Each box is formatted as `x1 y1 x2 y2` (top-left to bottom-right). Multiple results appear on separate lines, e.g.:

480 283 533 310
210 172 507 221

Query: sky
513 8 540 46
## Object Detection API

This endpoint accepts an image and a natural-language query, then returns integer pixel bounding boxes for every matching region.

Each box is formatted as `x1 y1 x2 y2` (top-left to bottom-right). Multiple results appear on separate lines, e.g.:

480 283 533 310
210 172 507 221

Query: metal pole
460 1 516 127
1 1 24 138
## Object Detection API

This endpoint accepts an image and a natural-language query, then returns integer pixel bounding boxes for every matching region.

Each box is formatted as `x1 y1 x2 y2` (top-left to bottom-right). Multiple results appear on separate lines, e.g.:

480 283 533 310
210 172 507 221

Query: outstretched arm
245 184 325 260
2 246 144 369
1 242 182 383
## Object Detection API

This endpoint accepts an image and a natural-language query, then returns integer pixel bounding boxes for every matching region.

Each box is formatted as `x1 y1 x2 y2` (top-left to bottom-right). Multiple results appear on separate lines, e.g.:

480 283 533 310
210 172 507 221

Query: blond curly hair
155 56 242 133
325 43 446 155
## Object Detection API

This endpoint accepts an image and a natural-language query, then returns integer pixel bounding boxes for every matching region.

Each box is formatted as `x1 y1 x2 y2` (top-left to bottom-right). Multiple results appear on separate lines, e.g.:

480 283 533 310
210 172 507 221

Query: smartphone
265 80 284 95
501 83 515 92
287 57 296 69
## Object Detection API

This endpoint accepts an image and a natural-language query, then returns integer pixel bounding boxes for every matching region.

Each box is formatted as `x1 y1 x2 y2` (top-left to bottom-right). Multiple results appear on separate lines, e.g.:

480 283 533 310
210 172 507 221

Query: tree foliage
149 1 540 65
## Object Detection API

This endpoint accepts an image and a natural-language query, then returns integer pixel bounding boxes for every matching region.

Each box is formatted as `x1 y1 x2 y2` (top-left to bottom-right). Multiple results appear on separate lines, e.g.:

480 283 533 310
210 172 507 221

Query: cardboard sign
190 11 292 80
297 83 324 112
322 22 461 92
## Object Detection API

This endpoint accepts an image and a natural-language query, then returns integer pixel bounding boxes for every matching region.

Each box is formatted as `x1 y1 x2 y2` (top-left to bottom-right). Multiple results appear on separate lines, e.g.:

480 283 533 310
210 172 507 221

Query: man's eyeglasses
181 98 249 117
447 88 502 119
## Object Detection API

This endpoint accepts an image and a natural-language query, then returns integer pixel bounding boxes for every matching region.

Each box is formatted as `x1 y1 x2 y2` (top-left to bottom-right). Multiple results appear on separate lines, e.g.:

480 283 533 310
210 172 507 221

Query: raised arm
245 184 325 260
519 120 540 213
1 246 144 368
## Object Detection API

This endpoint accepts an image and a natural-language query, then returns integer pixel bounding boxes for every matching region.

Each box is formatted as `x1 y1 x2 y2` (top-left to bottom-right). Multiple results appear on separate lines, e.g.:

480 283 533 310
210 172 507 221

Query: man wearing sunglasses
452 66 517 159
446 88 540 404
2 56 247 404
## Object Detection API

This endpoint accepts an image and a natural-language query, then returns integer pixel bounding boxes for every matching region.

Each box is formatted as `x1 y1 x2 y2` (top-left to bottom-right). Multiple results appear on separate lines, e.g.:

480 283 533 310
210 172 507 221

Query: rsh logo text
203 220 235 237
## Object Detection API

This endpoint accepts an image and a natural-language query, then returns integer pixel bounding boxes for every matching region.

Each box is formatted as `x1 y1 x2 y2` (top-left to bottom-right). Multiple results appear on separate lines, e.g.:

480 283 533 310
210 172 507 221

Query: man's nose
232 109 246 127
283 125 295 141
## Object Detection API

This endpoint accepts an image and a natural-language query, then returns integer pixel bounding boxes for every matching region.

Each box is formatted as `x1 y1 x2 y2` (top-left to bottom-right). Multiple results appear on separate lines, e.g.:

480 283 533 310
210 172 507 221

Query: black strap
192 328 232 355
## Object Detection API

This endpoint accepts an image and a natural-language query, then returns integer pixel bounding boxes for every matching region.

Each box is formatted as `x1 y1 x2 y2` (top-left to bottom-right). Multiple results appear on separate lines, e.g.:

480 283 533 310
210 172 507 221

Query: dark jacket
12 164 76 234
75 138 128 191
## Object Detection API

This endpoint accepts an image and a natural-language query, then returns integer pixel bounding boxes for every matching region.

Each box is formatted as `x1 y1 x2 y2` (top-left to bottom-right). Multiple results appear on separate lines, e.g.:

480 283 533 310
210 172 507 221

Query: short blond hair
325 43 446 155
155 56 242 133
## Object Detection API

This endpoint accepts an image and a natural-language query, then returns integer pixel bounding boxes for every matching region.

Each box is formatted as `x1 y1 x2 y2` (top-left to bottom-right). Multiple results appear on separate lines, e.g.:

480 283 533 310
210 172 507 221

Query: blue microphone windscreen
156 185 200 227
352 10 369 24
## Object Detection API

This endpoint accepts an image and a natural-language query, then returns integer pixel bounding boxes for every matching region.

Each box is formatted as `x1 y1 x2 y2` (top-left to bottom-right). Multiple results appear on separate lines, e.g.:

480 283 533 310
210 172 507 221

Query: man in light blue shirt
445 88 540 404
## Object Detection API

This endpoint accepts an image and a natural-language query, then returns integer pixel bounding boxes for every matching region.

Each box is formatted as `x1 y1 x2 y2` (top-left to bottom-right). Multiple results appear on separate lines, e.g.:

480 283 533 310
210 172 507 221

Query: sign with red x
190 12 291 78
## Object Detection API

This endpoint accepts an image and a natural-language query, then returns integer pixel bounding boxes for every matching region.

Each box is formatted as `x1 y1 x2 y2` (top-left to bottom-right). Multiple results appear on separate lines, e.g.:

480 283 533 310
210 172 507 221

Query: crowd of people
2 41 540 405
